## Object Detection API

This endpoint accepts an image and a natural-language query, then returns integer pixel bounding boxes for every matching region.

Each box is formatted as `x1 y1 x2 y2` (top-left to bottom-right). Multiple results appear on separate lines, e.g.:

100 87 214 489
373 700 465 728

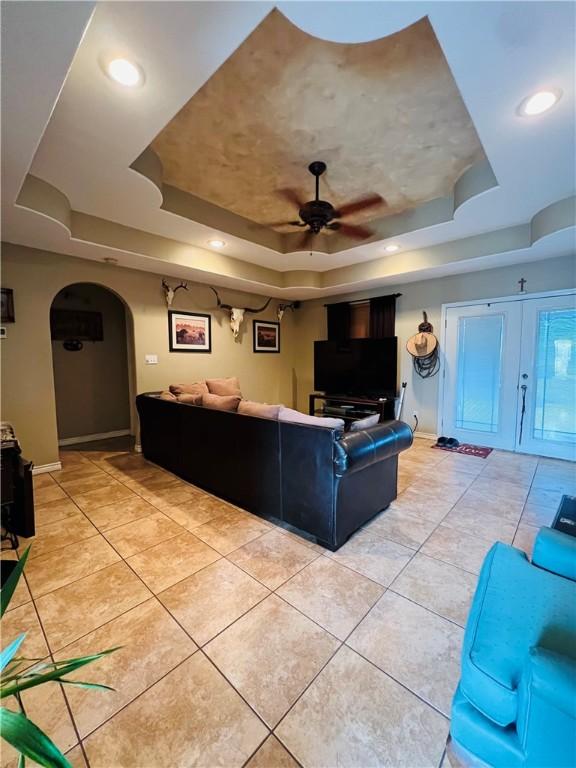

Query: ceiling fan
271 161 384 250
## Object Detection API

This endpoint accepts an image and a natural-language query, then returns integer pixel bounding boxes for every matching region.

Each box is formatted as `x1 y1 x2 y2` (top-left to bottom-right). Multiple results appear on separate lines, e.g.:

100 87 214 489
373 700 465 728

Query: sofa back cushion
238 400 281 420
278 406 344 431
202 393 241 412
206 377 242 397
169 381 209 396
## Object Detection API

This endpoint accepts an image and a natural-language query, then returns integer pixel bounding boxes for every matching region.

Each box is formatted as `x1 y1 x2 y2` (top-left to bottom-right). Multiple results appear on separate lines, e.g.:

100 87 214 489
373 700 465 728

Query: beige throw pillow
177 393 203 405
201 393 241 412
238 400 281 420
169 381 209 396
349 414 380 431
206 377 242 397
159 390 177 401
278 406 344 430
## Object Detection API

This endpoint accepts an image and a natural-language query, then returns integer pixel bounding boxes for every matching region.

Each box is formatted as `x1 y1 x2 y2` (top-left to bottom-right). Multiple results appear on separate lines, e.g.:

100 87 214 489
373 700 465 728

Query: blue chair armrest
532 527 576 581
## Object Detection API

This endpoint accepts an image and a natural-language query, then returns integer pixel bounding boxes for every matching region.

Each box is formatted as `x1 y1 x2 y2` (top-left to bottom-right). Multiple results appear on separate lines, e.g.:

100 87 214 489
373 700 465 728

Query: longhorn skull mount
210 287 272 339
276 301 301 323
162 280 188 307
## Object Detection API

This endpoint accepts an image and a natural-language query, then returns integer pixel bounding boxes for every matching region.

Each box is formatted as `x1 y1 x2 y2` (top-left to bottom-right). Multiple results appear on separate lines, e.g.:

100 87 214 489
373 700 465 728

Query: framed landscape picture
1 288 15 323
168 310 211 353
253 320 280 353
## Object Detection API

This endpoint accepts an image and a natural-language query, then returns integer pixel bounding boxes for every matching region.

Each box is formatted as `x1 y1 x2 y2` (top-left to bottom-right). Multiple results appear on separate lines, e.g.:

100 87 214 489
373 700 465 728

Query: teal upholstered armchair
450 527 576 768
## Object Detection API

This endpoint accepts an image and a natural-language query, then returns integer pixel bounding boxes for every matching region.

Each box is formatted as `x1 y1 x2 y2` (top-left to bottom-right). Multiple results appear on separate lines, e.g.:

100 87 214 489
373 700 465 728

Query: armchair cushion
461 542 576 728
532 527 576 581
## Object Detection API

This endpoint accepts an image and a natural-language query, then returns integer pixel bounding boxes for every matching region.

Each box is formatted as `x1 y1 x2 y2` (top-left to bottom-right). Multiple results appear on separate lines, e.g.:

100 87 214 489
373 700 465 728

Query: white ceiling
2 1 575 299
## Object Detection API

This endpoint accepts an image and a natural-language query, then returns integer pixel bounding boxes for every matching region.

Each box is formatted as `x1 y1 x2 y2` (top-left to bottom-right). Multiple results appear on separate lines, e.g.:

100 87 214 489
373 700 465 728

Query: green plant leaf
18 752 25 768
1 636 27 672
0 707 71 768
0 548 31 619
1 648 119 699
58 679 116 692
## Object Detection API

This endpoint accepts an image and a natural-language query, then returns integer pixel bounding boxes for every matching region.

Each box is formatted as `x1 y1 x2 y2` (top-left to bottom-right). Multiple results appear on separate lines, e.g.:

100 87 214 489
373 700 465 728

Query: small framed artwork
168 310 211 353
253 320 280 353
1 288 15 323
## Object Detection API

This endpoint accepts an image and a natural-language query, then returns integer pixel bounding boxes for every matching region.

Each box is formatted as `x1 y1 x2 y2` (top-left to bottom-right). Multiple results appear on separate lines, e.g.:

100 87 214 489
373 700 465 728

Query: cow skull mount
162 280 188 307
210 287 272 339
277 301 301 323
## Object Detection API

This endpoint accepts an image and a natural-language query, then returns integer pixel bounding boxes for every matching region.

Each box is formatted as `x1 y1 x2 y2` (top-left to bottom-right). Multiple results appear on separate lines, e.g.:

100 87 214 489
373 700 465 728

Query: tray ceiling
151 11 486 235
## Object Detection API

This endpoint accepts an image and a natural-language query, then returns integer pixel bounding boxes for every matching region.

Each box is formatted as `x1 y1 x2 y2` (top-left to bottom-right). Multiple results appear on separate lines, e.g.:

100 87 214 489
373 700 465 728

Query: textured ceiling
151 10 485 230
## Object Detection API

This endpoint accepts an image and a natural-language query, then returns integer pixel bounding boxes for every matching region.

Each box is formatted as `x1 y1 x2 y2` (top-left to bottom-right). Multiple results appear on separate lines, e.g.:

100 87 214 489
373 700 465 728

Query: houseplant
1 547 118 767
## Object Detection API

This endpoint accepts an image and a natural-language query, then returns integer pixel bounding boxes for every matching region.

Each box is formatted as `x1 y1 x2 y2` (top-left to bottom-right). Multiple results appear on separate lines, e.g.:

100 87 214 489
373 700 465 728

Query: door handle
518 384 528 444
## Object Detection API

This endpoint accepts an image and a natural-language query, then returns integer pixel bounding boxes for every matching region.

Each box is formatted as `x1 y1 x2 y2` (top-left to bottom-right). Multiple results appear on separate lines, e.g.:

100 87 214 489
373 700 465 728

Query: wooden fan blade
337 223 374 240
265 220 305 228
334 194 384 218
276 188 306 209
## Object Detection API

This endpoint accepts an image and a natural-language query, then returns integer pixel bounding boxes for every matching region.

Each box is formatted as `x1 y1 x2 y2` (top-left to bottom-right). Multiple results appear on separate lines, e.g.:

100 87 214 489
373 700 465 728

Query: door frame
437 288 576 442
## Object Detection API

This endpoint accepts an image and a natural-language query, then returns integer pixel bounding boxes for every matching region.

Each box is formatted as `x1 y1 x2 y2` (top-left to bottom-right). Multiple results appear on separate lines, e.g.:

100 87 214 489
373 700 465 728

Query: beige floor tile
52 463 105 483
160 495 233 530
159 559 269 646
521 502 557 528
193 509 270 555
18 514 98 560
24 535 120 597
59 473 119 496
72 482 138 512
1 682 77 768
391 553 477 626
33 472 58 489
83 653 268 768
127 532 221 593
245 736 300 768
513 523 540 558
347 591 463 715
55 599 196 737
1 601 49 663
420 525 494 574
83 495 159 531
123 474 184 493
389 487 457 523
326 529 414 586
525 486 565 510
452 488 524 521
65 746 88 768
276 645 448 768
135 484 206 507
468 477 529 504
103 511 184 557
532 467 576 494
34 498 83 528
442 505 517 544
479 464 535 486
34 484 68 505
205 594 339 727
114 465 174 483
229 530 318 589
435 453 487 476
35 561 151 651
364 507 437 549
0 550 31 610
277 556 384 640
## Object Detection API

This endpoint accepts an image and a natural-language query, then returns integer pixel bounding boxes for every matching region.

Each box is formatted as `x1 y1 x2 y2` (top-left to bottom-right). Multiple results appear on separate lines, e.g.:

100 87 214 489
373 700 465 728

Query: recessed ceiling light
106 58 142 87
384 244 400 253
518 89 561 116
208 239 226 248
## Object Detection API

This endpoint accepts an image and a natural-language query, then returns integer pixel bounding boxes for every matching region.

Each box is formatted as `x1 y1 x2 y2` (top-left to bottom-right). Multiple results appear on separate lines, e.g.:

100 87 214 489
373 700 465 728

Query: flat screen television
314 338 398 396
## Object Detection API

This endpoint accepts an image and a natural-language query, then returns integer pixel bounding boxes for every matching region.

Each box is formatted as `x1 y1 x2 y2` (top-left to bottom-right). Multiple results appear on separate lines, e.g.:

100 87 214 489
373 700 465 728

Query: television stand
309 393 395 424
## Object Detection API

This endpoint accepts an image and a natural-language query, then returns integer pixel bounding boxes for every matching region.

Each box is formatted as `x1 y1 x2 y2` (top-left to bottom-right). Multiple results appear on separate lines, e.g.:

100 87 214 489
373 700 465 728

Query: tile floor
2 437 574 768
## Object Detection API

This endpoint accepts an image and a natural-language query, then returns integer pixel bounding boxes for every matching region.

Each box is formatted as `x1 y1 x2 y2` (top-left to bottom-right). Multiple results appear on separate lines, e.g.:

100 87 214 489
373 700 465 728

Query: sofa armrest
334 420 413 476
532 527 576 581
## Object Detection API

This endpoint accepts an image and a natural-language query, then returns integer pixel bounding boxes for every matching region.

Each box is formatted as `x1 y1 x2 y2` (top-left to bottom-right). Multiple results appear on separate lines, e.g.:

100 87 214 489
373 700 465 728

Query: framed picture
168 310 211 353
253 320 280 353
1 288 15 323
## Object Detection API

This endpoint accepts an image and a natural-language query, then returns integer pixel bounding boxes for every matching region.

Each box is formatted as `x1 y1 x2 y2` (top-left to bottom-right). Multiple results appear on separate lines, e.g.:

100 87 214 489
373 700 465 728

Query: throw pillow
278 406 344 430
177 393 203 405
206 377 242 397
349 414 380 432
169 381 209 396
159 390 177 401
238 400 282 420
201 393 241 412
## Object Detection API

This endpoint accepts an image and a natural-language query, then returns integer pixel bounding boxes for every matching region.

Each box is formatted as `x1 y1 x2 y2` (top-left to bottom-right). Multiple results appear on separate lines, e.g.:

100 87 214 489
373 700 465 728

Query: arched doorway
50 283 133 451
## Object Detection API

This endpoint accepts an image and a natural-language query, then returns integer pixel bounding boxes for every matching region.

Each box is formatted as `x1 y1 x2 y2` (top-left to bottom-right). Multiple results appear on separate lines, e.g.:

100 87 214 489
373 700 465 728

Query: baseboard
413 431 437 440
32 462 62 475
58 429 131 447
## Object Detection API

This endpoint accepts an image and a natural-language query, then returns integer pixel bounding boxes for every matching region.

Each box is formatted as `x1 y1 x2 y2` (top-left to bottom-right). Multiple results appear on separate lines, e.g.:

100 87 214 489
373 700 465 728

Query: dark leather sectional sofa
136 392 413 550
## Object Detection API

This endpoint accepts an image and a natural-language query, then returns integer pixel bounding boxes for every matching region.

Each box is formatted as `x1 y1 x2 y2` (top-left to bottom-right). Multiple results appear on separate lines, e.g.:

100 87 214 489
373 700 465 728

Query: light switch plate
145 354 158 365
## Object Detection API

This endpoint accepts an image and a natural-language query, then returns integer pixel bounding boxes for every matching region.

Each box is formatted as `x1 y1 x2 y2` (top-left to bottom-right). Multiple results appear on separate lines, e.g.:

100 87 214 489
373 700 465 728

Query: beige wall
292 254 576 434
1 243 296 466
51 283 131 439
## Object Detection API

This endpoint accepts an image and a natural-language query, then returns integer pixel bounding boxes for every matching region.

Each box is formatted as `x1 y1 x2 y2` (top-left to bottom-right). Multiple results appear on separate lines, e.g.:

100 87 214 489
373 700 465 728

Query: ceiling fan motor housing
299 200 336 232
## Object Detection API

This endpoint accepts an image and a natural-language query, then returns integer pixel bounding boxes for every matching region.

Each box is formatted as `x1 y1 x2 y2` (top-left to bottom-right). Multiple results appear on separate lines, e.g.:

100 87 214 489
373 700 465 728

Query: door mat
432 443 493 458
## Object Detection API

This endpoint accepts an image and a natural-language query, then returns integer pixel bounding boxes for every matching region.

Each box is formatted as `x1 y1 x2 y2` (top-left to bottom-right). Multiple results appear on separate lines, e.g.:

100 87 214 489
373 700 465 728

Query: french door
441 292 576 460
